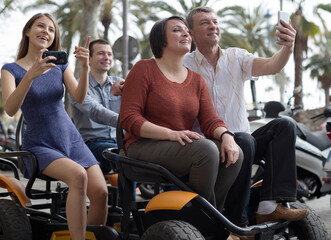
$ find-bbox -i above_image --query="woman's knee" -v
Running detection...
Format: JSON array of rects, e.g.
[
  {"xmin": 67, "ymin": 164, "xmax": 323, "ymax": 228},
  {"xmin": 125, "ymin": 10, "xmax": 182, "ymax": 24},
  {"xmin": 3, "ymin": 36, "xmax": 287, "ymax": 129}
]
[
  {"xmin": 67, "ymin": 168, "xmax": 88, "ymax": 194},
  {"xmin": 191, "ymin": 139, "xmax": 220, "ymax": 167},
  {"xmin": 89, "ymin": 183, "xmax": 108, "ymax": 204}
]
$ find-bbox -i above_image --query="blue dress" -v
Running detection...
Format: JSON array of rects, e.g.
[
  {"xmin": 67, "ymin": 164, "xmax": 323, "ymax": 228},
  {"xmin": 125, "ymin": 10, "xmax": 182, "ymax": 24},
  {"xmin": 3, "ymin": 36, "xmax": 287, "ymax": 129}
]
[{"xmin": 1, "ymin": 63, "xmax": 98, "ymax": 178}]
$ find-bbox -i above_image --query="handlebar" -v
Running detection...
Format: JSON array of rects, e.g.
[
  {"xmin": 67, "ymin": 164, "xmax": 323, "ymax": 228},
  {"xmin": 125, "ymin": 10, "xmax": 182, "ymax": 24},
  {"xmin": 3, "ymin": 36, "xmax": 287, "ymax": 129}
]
[
  {"xmin": 311, "ymin": 112, "xmax": 324, "ymax": 120},
  {"xmin": 310, "ymin": 107, "xmax": 331, "ymax": 120}
]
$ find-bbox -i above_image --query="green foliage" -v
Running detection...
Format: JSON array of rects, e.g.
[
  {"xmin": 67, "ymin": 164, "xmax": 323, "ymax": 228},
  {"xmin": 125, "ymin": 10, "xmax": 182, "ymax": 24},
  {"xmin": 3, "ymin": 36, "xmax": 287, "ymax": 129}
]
[
  {"xmin": 218, "ymin": 4, "xmax": 274, "ymax": 57},
  {"xmin": 129, "ymin": 0, "xmax": 217, "ymax": 59},
  {"xmin": 0, "ymin": 0, "xmax": 22, "ymax": 15}
]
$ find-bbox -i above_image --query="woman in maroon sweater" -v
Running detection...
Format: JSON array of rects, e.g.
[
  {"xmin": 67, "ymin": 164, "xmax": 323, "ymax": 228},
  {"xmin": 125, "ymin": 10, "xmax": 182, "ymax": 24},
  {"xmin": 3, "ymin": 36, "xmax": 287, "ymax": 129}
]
[{"xmin": 120, "ymin": 16, "xmax": 243, "ymax": 212}]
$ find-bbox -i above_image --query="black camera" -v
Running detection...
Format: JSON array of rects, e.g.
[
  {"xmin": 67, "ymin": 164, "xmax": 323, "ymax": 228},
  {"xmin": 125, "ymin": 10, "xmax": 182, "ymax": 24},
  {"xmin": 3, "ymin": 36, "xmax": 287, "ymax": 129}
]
[{"xmin": 42, "ymin": 51, "xmax": 68, "ymax": 65}]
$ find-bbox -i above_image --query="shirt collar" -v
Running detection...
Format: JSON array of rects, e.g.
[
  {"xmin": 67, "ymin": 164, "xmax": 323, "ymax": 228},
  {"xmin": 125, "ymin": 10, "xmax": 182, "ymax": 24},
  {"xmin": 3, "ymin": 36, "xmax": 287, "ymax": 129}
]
[
  {"xmin": 194, "ymin": 47, "xmax": 222, "ymax": 65},
  {"xmin": 89, "ymin": 72, "xmax": 111, "ymax": 88}
]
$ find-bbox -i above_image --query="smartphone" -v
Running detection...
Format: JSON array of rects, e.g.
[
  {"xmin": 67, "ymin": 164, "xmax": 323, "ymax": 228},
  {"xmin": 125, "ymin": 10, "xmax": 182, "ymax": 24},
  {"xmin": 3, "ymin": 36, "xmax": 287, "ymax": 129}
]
[
  {"xmin": 277, "ymin": 11, "xmax": 290, "ymax": 42},
  {"xmin": 42, "ymin": 51, "xmax": 68, "ymax": 65}
]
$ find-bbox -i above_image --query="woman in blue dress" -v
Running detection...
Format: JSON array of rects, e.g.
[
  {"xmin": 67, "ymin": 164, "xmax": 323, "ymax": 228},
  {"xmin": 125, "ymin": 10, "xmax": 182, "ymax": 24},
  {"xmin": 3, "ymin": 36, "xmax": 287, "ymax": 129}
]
[{"xmin": 1, "ymin": 13, "xmax": 108, "ymax": 240}]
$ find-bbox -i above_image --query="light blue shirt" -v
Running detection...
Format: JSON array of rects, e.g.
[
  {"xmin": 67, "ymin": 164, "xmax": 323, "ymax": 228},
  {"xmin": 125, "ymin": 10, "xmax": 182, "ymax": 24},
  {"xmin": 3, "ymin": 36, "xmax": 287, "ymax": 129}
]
[{"xmin": 70, "ymin": 72, "xmax": 122, "ymax": 141}]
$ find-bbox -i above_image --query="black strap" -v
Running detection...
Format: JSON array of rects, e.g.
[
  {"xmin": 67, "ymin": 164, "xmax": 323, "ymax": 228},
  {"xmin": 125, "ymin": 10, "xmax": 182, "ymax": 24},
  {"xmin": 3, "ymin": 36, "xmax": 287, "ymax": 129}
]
[{"xmin": 116, "ymin": 115, "xmax": 126, "ymax": 154}]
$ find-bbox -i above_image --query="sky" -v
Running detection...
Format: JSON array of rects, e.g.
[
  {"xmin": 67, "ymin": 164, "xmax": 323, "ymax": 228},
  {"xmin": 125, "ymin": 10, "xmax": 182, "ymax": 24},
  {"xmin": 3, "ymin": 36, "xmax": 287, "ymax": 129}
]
[{"xmin": 0, "ymin": 0, "xmax": 330, "ymax": 111}]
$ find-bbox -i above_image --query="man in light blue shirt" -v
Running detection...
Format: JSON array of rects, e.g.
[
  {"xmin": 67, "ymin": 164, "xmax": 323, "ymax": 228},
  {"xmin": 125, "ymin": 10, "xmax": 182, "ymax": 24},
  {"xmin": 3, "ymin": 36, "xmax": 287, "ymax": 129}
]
[{"xmin": 70, "ymin": 39, "xmax": 123, "ymax": 173}]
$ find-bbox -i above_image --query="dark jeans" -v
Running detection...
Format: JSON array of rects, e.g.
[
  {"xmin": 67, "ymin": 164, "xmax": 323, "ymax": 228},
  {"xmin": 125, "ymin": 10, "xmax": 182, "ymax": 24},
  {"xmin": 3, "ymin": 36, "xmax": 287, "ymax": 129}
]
[
  {"xmin": 86, "ymin": 139, "xmax": 117, "ymax": 173},
  {"xmin": 223, "ymin": 118, "xmax": 297, "ymax": 226}
]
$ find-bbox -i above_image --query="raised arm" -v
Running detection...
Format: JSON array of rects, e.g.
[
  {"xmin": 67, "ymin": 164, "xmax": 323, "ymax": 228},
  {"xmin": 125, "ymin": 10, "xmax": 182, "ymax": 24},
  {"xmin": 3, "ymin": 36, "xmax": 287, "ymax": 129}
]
[
  {"xmin": 64, "ymin": 37, "xmax": 90, "ymax": 103},
  {"xmin": 252, "ymin": 20, "xmax": 296, "ymax": 76}
]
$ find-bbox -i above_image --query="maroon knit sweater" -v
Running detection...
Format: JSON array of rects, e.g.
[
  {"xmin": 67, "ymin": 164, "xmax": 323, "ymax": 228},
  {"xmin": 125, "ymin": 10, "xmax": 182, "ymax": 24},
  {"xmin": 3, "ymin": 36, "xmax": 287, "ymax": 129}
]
[{"xmin": 120, "ymin": 59, "xmax": 227, "ymax": 149}]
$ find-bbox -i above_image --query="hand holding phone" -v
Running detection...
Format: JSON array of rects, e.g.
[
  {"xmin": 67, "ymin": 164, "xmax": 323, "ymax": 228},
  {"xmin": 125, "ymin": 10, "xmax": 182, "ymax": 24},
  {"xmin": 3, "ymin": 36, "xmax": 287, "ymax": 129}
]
[
  {"xmin": 277, "ymin": 11, "xmax": 290, "ymax": 42},
  {"xmin": 42, "ymin": 51, "xmax": 68, "ymax": 65}
]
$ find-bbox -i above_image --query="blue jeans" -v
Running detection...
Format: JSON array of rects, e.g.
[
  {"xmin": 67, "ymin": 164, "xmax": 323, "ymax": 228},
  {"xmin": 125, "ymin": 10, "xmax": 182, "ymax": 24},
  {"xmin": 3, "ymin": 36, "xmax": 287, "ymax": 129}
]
[
  {"xmin": 86, "ymin": 139, "xmax": 117, "ymax": 173},
  {"xmin": 223, "ymin": 118, "xmax": 297, "ymax": 225}
]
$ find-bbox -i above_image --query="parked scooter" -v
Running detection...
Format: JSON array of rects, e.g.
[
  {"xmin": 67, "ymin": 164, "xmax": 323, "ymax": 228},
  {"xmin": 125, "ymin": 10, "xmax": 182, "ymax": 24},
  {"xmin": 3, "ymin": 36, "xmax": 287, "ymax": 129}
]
[{"xmin": 250, "ymin": 91, "xmax": 331, "ymax": 202}]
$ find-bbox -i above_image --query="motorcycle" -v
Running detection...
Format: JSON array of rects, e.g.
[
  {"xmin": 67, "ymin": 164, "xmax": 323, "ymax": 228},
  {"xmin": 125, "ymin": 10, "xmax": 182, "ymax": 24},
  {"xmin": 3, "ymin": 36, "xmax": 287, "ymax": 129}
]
[{"xmin": 250, "ymin": 93, "xmax": 331, "ymax": 202}]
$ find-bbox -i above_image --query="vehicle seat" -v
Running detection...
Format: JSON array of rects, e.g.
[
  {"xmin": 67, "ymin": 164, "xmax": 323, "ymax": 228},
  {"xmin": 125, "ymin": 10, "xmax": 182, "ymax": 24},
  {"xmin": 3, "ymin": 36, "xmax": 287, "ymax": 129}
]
[{"xmin": 264, "ymin": 101, "xmax": 285, "ymax": 118}]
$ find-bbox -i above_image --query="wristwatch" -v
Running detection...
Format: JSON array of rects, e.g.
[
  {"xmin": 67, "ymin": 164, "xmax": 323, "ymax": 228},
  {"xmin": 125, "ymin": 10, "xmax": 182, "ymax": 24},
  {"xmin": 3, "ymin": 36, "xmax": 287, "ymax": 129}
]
[{"xmin": 220, "ymin": 130, "xmax": 235, "ymax": 143}]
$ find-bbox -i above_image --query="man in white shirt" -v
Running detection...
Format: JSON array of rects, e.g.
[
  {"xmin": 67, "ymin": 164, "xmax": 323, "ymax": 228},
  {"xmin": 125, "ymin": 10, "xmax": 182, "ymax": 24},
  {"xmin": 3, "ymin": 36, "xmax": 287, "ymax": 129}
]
[{"xmin": 183, "ymin": 6, "xmax": 308, "ymax": 239}]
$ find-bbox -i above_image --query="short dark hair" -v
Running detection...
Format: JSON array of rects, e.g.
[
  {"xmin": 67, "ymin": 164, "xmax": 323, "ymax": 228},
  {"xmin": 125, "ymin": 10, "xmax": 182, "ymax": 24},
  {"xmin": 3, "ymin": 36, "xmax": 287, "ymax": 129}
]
[
  {"xmin": 149, "ymin": 15, "xmax": 187, "ymax": 59},
  {"xmin": 89, "ymin": 39, "xmax": 111, "ymax": 56},
  {"xmin": 186, "ymin": 6, "xmax": 214, "ymax": 29}
]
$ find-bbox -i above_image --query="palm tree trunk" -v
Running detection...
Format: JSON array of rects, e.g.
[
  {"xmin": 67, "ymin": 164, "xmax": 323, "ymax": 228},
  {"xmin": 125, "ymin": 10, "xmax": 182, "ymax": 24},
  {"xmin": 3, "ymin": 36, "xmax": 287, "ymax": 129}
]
[
  {"xmin": 74, "ymin": 0, "xmax": 101, "ymax": 78},
  {"xmin": 65, "ymin": 0, "xmax": 101, "ymax": 117},
  {"xmin": 292, "ymin": 9, "xmax": 304, "ymax": 107},
  {"xmin": 324, "ymin": 88, "xmax": 329, "ymax": 107}
]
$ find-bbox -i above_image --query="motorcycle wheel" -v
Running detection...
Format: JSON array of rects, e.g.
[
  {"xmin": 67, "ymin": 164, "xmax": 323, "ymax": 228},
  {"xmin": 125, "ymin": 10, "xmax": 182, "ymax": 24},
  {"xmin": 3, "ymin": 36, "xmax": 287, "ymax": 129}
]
[
  {"xmin": 288, "ymin": 201, "xmax": 329, "ymax": 240},
  {"xmin": 141, "ymin": 220, "xmax": 204, "ymax": 240},
  {"xmin": 0, "ymin": 199, "xmax": 32, "ymax": 240}
]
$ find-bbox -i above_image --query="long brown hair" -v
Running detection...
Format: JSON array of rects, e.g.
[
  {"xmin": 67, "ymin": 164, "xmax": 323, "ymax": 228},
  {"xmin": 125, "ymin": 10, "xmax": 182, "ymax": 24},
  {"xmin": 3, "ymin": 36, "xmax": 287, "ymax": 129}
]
[{"xmin": 16, "ymin": 13, "xmax": 61, "ymax": 60}]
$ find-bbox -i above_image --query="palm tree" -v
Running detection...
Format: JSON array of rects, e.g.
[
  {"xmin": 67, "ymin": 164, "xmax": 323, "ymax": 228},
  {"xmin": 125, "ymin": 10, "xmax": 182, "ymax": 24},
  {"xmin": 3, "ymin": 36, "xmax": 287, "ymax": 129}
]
[
  {"xmin": 305, "ymin": 31, "xmax": 331, "ymax": 106},
  {"xmin": 274, "ymin": 70, "xmax": 291, "ymax": 103},
  {"xmin": 314, "ymin": 3, "xmax": 331, "ymax": 34},
  {"xmin": 218, "ymin": 5, "xmax": 273, "ymax": 57},
  {"xmin": 289, "ymin": 0, "xmax": 320, "ymax": 107},
  {"xmin": 0, "ymin": 0, "xmax": 14, "ymax": 15},
  {"xmin": 217, "ymin": 4, "xmax": 274, "ymax": 106},
  {"xmin": 129, "ymin": 0, "xmax": 217, "ymax": 59},
  {"xmin": 100, "ymin": 0, "xmax": 123, "ymax": 42}
]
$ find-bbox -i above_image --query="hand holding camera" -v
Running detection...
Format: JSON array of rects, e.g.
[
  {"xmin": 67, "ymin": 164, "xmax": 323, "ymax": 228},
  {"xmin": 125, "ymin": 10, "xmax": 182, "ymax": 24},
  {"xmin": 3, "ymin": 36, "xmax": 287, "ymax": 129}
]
[{"xmin": 42, "ymin": 51, "xmax": 68, "ymax": 65}]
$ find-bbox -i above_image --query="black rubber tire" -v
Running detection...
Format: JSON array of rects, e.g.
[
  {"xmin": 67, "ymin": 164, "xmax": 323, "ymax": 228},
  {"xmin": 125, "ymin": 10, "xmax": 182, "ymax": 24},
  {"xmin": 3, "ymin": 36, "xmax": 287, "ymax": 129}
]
[
  {"xmin": 288, "ymin": 201, "xmax": 329, "ymax": 240},
  {"xmin": 0, "ymin": 199, "xmax": 32, "ymax": 240},
  {"xmin": 141, "ymin": 220, "xmax": 205, "ymax": 240}
]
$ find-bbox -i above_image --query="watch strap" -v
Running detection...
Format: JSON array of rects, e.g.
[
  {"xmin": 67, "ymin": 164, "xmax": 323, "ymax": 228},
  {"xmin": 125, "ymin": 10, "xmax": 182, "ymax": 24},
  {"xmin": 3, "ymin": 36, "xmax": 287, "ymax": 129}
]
[{"xmin": 220, "ymin": 130, "xmax": 235, "ymax": 143}]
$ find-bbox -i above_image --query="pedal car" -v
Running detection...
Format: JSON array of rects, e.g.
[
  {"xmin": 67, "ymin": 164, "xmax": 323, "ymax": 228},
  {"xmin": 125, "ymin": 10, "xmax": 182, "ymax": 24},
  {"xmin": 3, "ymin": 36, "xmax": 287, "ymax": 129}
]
[
  {"xmin": 0, "ymin": 115, "xmax": 120, "ymax": 240},
  {"xmin": 101, "ymin": 120, "xmax": 329, "ymax": 240},
  {"xmin": 0, "ymin": 114, "xmax": 328, "ymax": 240}
]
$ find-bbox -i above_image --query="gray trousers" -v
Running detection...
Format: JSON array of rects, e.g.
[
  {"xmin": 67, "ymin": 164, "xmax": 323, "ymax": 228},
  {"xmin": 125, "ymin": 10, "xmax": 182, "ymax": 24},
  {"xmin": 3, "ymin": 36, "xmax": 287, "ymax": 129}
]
[{"xmin": 127, "ymin": 138, "xmax": 243, "ymax": 212}]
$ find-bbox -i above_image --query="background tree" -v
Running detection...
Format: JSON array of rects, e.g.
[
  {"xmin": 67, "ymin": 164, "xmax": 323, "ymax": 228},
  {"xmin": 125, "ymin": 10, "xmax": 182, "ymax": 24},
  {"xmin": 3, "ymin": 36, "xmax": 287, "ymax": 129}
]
[
  {"xmin": 274, "ymin": 70, "xmax": 291, "ymax": 103},
  {"xmin": 305, "ymin": 6, "xmax": 331, "ymax": 107},
  {"xmin": 218, "ymin": 4, "xmax": 274, "ymax": 108},
  {"xmin": 0, "ymin": 0, "xmax": 14, "ymax": 15},
  {"xmin": 290, "ymin": 0, "xmax": 320, "ymax": 107},
  {"xmin": 101, "ymin": 0, "xmax": 120, "ymax": 41},
  {"xmin": 218, "ymin": 5, "xmax": 273, "ymax": 57},
  {"xmin": 129, "ymin": 0, "xmax": 217, "ymax": 59}
]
